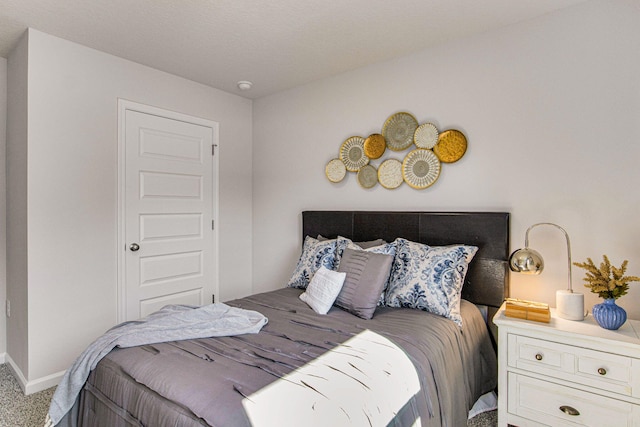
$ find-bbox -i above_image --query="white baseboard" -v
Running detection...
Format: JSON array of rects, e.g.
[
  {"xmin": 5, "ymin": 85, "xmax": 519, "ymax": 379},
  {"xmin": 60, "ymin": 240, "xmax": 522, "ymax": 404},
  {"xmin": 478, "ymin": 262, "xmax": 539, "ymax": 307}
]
[
  {"xmin": 0, "ymin": 352, "xmax": 6, "ymax": 364},
  {"xmin": 5, "ymin": 353, "xmax": 64, "ymax": 395},
  {"xmin": 25, "ymin": 369, "xmax": 64, "ymax": 395},
  {"xmin": 5, "ymin": 354, "xmax": 28, "ymax": 393}
]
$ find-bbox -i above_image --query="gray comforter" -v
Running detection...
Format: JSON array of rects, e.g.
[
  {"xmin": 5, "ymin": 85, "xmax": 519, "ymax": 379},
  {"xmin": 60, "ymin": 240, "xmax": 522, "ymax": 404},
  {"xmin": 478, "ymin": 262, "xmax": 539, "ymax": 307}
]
[
  {"xmin": 66, "ymin": 288, "xmax": 496, "ymax": 427},
  {"xmin": 45, "ymin": 303, "xmax": 268, "ymax": 427}
]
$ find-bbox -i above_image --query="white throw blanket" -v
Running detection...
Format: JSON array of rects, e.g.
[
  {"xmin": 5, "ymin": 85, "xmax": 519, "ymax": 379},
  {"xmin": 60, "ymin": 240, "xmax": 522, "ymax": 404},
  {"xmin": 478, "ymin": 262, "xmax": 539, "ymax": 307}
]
[{"xmin": 45, "ymin": 303, "xmax": 268, "ymax": 427}]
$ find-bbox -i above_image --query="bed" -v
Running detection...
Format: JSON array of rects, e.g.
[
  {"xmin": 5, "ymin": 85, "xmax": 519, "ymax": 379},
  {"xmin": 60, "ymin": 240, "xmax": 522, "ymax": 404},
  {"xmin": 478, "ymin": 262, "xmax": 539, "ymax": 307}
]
[{"xmin": 54, "ymin": 211, "xmax": 509, "ymax": 427}]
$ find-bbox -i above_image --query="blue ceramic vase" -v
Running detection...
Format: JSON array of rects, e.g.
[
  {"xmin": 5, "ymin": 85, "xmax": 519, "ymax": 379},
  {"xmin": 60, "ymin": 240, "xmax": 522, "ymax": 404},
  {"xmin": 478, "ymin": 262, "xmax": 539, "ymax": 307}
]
[{"xmin": 592, "ymin": 298, "xmax": 627, "ymax": 330}]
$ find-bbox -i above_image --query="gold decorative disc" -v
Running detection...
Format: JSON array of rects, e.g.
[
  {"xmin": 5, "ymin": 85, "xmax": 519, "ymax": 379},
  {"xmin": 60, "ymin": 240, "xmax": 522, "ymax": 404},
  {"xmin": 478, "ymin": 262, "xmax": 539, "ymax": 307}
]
[
  {"xmin": 402, "ymin": 149, "xmax": 441, "ymax": 189},
  {"xmin": 339, "ymin": 136, "xmax": 369, "ymax": 172},
  {"xmin": 364, "ymin": 133, "xmax": 386, "ymax": 159},
  {"xmin": 382, "ymin": 112, "xmax": 419, "ymax": 151},
  {"xmin": 377, "ymin": 159, "xmax": 403, "ymax": 189},
  {"xmin": 357, "ymin": 164, "xmax": 378, "ymax": 189},
  {"xmin": 325, "ymin": 158, "xmax": 346, "ymax": 183},
  {"xmin": 434, "ymin": 129, "xmax": 467, "ymax": 163}
]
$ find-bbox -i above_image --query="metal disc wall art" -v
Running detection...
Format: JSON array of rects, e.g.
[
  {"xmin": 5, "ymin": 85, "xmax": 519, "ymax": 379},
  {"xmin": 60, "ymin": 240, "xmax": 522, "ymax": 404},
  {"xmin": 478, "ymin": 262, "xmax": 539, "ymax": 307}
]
[
  {"xmin": 402, "ymin": 149, "xmax": 441, "ymax": 189},
  {"xmin": 325, "ymin": 111, "xmax": 467, "ymax": 190},
  {"xmin": 414, "ymin": 123, "xmax": 439, "ymax": 149},
  {"xmin": 433, "ymin": 129, "xmax": 467, "ymax": 163},
  {"xmin": 382, "ymin": 112, "xmax": 418, "ymax": 151},
  {"xmin": 357, "ymin": 164, "xmax": 378, "ymax": 189},
  {"xmin": 325, "ymin": 158, "xmax": 346, "ymax": 183},
  {"xmin": 339, "ymin": 136, "xmax": 369, "ymax": 171},
  {"xmin": 363, "ymin": 133, "xmax": 386, "ymax": 159},
  {"xmin": 377, "ymin": 159, "xmax": 403, "ymax": 189}
]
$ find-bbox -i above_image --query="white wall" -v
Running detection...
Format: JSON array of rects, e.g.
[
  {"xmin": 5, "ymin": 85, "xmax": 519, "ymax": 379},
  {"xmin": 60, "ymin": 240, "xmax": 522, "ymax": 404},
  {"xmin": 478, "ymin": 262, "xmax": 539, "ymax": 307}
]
[
  {"xmin": 6, "ymin": 33, "xmax": 29, "ymax": 379},
  {"xmin": 0, "ymin": 57, "xmax": 7, "ymax": 360},
  {"xmin": 6, "ymin": 29, "xmax": 253, "ymax": 389},
  {"xmin": 253, "ymin": 0, "xmax": 640, "ymax": 319}
]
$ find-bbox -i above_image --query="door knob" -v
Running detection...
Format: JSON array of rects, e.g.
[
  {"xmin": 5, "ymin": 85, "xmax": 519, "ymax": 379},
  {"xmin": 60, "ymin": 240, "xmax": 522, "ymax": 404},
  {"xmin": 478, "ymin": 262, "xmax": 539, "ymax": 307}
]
[{"xmin": 129, "ymin": 243, "xmax": 140, "ymax": 252}]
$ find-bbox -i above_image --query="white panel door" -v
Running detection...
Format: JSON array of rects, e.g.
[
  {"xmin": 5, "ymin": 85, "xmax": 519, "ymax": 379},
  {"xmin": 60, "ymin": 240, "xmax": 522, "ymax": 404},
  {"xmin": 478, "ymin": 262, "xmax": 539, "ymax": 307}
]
[{"xmin": 123, "ymin": 108, "xmax": 216, "ymax": 320}]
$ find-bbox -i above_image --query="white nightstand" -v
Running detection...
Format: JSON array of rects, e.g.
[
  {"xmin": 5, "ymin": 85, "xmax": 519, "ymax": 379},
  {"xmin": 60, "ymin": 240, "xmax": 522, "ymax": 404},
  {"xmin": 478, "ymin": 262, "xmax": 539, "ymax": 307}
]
[{"xmin": 493, "ymin": 303, "xmax": 640, "ymax": 427}]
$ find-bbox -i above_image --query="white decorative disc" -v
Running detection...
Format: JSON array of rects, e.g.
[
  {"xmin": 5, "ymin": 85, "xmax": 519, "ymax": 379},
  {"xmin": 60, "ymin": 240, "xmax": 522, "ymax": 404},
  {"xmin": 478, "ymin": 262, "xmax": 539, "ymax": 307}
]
[
  {"xmin": 325, "ymin": 158, "xmax": 346, "ymax": 183},
  {"xmin": 339, "ymin": 136, "xmax": 369, "ymax": 172},
  {"xmin": 377, "ymin": 159, "xmax": 403, "ymax": 189},
  {"xmin": 414, "ymin": 123, "xmax": 439, "ymax": 149},
  {"xmin": 402, "ymin": 149, "xmax": 441, "ymax": 189}
]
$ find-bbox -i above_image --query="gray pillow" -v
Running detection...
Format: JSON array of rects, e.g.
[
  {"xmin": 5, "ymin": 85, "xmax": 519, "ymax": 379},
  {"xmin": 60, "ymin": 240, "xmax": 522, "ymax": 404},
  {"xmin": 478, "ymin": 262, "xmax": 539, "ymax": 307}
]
[
  {"xmin": 354, "ymin": 239, "xmax": 387, "ymax": 249},
  {"xmin": 317, "ymin": 235, "xmax": 386, "ymax": 249},
  {"xmin": 335, "ymin": 248, "xmax": 394, "ymax": 319}
]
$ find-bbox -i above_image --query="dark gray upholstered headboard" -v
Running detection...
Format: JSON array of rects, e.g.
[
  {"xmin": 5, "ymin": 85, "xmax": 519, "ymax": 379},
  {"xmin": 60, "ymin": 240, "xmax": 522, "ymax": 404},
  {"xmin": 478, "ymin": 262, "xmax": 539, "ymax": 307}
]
[{"xmin": 302, "ymin": 211, "xmax": 510, "ymax": 313}]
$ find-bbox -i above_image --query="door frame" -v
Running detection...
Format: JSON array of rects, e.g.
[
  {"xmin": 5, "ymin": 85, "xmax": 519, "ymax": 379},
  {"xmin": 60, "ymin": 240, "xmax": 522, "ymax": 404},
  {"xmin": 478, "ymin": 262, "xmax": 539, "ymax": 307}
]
[{"xmin": 116, "ymin": 99, "xmax": 220, "ymax": 323}]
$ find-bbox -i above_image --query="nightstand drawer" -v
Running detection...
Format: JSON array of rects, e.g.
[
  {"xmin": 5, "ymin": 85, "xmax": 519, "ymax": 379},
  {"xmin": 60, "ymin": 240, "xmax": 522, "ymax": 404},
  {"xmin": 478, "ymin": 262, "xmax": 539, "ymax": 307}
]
[
  {"xmin": 508, "ymin": 373, "xmax": 639, "ymax": 426},
  {"xmin": 577, "ymin": 351, "xmax": 632, "ymax": 390},
  {"xmin": 509, "ymin": 334, "xmax": 570, "ymax": 371},
  {"xmin": 508, "ymin": 334, "xmax": 636, "ymax": 397}
]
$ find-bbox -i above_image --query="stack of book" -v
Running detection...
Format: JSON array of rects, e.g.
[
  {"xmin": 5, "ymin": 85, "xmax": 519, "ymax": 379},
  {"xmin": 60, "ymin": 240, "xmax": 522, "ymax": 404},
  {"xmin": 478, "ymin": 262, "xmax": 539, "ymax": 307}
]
[{"xmin": 504, "ymin": 298, "xmax": 551, "ymax": 323}]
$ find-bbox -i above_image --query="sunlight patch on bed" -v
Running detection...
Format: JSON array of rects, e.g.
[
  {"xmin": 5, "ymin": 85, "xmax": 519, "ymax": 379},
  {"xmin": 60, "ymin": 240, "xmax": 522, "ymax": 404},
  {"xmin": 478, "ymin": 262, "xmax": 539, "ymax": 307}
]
[{"xmin": 242, "ymin": 329, "xmax": 421, "ymax": 426}]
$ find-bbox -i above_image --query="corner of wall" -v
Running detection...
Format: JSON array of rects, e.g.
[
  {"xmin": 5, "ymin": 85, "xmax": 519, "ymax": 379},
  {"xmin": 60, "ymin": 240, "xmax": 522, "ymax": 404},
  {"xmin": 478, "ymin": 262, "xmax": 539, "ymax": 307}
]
[
  {"xmin": 0, "ymin": 54, "xmax": 8, "ymax": 360},
  {"xmin": 2, "ymin": 352, "xmax": 57, "ymax": 395},
  {"xmin": 5, "ymin": 29, "xmax": 29, "ymax": 378}
]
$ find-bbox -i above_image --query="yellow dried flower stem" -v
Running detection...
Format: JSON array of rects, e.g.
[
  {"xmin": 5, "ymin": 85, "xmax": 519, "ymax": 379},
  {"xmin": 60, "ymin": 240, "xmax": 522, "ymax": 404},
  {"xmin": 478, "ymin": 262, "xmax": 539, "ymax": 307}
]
[{"xmin": 573, "ymin": 255, "xmax": 640, "ymax": 300}]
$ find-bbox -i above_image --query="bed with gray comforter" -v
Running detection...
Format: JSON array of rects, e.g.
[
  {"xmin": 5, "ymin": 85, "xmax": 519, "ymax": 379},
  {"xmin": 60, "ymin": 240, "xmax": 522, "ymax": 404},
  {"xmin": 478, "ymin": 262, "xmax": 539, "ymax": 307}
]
[
  {"xmin": 67, "ymin": 287, "xmax": 496, "ymax": 427},
  {"xmin": 54, "ymin": 211, "xmax": 508, "ymax": 427}
]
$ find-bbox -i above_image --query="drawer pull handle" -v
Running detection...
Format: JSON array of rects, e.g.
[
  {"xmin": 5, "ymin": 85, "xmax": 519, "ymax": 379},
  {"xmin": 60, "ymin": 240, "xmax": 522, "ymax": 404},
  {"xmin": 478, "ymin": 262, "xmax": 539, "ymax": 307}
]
[
  {"xmin": 598, "ymin": 367, "xmax": 607, "ymax": 376},
  {"xmin": 559, "ymin": 405, "xmax": 580, "ymax": 416},
  {"xmin": 535, "ymin": 353, "xmax": 543, "ymax": 361}
]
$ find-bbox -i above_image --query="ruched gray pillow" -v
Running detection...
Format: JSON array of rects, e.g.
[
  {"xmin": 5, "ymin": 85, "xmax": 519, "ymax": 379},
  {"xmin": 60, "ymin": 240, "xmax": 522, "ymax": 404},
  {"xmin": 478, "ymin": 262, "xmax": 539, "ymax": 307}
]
[{"xmin": 335, "ymin": 248, "xmax": 393, "ymax": 319}]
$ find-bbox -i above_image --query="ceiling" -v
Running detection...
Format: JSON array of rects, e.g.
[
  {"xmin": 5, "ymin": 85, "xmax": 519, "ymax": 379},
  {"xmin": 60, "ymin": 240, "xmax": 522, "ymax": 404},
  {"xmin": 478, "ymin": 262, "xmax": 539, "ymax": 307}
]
[{"xmin": 0, "ymin": 0, "xmax": 588, "ymax": 99}]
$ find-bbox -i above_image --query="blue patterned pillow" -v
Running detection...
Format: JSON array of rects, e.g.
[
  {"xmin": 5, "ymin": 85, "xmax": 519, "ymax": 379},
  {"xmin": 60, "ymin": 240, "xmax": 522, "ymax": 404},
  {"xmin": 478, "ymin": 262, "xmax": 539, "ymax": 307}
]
[
  {"xmin": 385, "ymin": 238, "xmax": 478, "ymax": 327},
  {"xmin": 287, "ymin": 236, "xmax": 338, "ymax": 289}
]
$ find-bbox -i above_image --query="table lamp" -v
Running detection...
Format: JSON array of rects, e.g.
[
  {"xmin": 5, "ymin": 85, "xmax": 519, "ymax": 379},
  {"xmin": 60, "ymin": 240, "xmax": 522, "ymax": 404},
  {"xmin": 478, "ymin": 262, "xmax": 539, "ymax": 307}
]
[{"xmin": 509, "ymin": 222, "xmax": 584, "ymax": 321}]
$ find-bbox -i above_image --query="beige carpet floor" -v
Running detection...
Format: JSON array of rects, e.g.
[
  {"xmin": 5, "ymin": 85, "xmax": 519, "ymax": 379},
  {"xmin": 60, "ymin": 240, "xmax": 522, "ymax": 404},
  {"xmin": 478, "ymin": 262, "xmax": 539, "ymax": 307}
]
[{"xmin": 0, "ymin": 364, "xmax": 55, "ymax": 427}]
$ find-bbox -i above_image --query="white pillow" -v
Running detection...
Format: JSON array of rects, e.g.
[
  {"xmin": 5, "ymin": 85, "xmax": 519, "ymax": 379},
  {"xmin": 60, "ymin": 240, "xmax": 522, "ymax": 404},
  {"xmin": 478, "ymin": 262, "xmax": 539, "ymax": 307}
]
[{"xmin": 299, "ymin": 266, "xmax": 346, "ymax": 315}]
